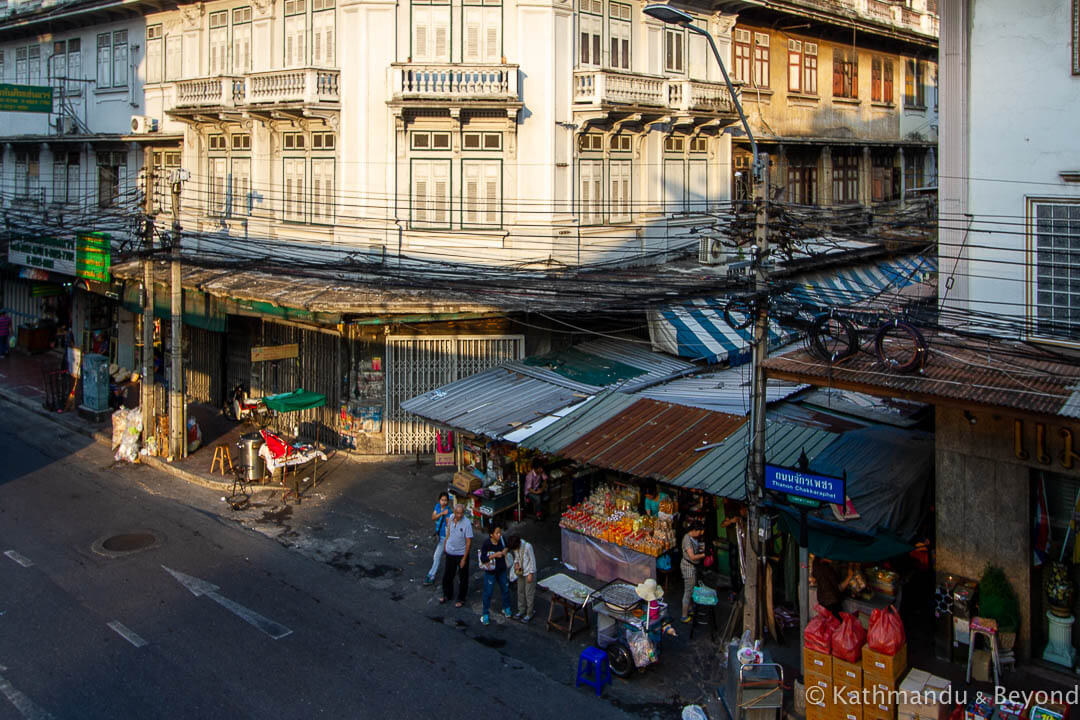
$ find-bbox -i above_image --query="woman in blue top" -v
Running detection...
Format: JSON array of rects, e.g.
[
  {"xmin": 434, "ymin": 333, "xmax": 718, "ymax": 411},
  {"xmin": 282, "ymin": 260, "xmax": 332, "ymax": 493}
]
[{"xmin": 425, "ymin": 491, "xmax": 451, "ymax": 585}]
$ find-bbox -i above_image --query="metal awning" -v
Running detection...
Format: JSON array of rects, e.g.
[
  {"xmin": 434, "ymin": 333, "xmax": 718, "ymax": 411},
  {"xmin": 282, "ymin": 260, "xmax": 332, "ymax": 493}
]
[{"xmin": 648, "ymin": 254, "xmax": 938, "ymax": 365}]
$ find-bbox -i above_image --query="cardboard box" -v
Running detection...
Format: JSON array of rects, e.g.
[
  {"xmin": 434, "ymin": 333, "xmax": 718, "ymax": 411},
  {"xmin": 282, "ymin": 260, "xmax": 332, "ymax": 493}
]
[
  {"xmin": 863, "ymin": 643, "xmax": 907, "ymax": 683},
  {"xmin": 864, "ymin": 702, "xmax": 896, "ymax": 720},
  {"xmin": 805, "ymin": 670, "xmax": 832, "ymax": 709},
  {"xmin": 897, "ymin": 668, "xmax": 952, "ymax": 720},
  {"xmin": 832, "ymin": 683, "xmax": 863, "ymax": 715},
  {"xmin": 833, "ymin": 705, "xmax": 864, "ymax": 720},
  {"xmin": 863, "ymin": 681, "xmax": 896, "ymax": 718},
  {"xmin": 808, "ymin": 704, "xmax": 831, "ymax": 720},
  {"xmin": 833, "ymin": 657, "xmax": 863, "ymax": 687},
  {"xmin": 452, "ymin": 471, "xmax": 482, "ymax": 494},
  {"xmin": 805, "ymin": 646, "xmax": 834, "ymax": 676}
]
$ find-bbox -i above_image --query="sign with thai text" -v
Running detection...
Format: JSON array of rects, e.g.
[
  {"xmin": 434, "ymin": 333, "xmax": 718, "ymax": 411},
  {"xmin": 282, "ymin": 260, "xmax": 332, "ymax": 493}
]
[
  {"xmin": 251, "ymin": 344, "xmax": 299, "ymax": 362},
  {"xmin": 75, "ymin": 231, "xmax": 111, "ymax": 283},
  {"xmin": 0, "ymin": 84, "xmax": 54, "ymax": 113},
  {"xmin": 9, "ymin": 235, "xmax": 76, "ymax": 275},
  {"xmin": 765, "ymin": 464, "xmax": 845, "ymax": 505}
]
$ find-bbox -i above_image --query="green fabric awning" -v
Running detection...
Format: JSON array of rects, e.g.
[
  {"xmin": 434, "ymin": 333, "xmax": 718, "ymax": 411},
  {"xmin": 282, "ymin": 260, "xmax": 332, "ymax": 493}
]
[
  {"xmin": 262, "ymin": 388, "xmax": 327, "ymax": 413},
  {"xmin": 776, "ymin": 506, "xmax": 913, "ymax": 563}
]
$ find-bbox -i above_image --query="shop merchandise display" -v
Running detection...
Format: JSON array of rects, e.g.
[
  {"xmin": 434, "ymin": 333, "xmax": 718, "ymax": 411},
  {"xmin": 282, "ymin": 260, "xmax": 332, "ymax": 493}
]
[{"xmin": 560, "ymin": 484, "xmax": 676, "ymax": 556}]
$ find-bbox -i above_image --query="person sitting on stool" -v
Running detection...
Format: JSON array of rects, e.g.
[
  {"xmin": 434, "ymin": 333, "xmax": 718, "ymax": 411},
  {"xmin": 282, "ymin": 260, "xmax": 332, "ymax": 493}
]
[{"xmin": 524, "ymin": 461, "xmax": 548, "ymax": 520}]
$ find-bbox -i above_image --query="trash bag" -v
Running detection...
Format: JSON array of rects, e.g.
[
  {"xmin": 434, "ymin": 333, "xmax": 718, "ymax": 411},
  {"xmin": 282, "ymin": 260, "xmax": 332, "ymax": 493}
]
[
  {"xmin": 626, "ymin": 628, "xmax": 657, "ymax": 667},
  {"xmin": 831, "ymin": 611, "xmax": 867, "ymax": 662},
  {"xmin": 113, "ymin": 407, "xmax": 143, "ymax": 463},
  {"xmin": 867, "ymin": 605, "xmax": 906, "ymax": 655},
  {"xmin": 804, "ymin": 604, "xmax": 840, "ymax": 654}
]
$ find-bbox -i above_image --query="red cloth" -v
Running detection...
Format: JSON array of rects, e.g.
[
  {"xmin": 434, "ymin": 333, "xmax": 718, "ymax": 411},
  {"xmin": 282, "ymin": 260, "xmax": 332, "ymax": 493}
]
[{"xmin": 260, "ymin": 430, "xmax": 293, "ymax": 459}]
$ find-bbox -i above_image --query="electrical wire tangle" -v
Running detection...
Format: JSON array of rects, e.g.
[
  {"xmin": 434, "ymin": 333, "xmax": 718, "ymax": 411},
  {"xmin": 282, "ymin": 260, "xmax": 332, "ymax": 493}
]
[{"xmin": 722, "ymin": 285, "xmax": 931, "ymax": 374}]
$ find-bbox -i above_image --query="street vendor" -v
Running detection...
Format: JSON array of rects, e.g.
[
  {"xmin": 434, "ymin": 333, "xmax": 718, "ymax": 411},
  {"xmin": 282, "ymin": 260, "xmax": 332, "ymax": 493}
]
[
  {"xmin": 811, "ymin": 556, "xmax": 854, "ymax": 615},
  {"xmin": 524, "ymin": 460, "xmax": 548, "ymax": 520}
]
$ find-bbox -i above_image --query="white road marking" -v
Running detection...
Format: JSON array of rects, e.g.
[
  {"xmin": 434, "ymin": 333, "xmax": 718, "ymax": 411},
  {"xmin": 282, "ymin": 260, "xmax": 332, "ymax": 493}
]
[
  {"xmin": 3, "ymin": 551, "xmax": 33, "ymax": 568},
  {"xmin": 0, "ymin": 672, "xmax": 55, "ymax": 720},
  {"xmin": 107, "ymin": 621, "xmax": 148, "ymax": 648},
  {"xmin": 162, "ymin": 566, "xmax": 293, "ymax": 640}
]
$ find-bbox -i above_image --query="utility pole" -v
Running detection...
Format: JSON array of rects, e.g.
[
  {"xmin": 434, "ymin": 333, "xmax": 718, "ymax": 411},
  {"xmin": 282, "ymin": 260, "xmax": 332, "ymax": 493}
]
[
  {"xmin": 744, "ymin": 155, "xmax": 770, "ymax": 641},
  {"xmin": 141, "ymin": 148, "xmax": 156, "ymax": 448},
  {"xmin": 169, "ymin": 173, "xmax": 185, "ymax": 460}
]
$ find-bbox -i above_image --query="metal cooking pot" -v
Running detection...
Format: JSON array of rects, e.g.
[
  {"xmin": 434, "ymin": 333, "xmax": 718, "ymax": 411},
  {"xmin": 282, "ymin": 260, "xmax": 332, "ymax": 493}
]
[{"xmin": 238, "ymin": 432, "xmax": 266, "ymax": 482}]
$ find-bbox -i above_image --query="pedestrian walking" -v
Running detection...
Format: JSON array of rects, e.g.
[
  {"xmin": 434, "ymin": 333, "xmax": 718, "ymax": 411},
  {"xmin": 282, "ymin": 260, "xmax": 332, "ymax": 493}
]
[
  {"xmin": 440, "ymin": 504, "xmax": 473, "ymax": 608},
  {"xmin": 425, "ymin": 491, "xmax": 451, "ymax": 585},
  {"xmin": 0, "ymin": 311, "xmax": 12, "ymax": 358},
  {"xmin": 507, "ymin": 535, "xmax": 537, "ymax": 622},
  {"xmin": 479, "ymin": 524, "xmax": 512, "ymax": 625},
  {"xmin": 680, "ymin": 522, "xmax": 706, "ymax": 622}
]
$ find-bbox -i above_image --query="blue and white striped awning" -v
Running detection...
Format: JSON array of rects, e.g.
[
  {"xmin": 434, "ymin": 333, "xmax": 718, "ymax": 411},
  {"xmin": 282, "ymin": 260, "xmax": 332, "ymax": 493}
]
[{"xmin": 648, "ymin": 254, "xmax": 937, "ymax": 365}]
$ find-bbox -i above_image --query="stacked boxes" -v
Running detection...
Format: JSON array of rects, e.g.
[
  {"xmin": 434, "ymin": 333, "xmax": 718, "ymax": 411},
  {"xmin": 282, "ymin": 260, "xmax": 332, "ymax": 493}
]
[
  {"xmin": 832, "ymin": 657, "xmax": 864, "ymax": 720},
  {"xmin": 862, "ymin": 644, "xmax": 908, "ymax": 720},
  {"xmin": 804, "ymin": 647, "xmax": 833, "ymax": 720},
  {"xmin": 897, "ymin": 669, "xmax": 952, "ymax": 720}
]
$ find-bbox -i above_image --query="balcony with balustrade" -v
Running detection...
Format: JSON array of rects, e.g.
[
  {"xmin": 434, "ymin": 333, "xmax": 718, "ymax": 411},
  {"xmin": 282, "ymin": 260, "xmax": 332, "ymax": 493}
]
[
  {"xmin": 388, "ymin": 63, "xmax": 522, "ymax": 118},
  {"xmin": 165, "ymin": 68, "xmax": 340, "ymax": 122},
  {"xmin": 573, "ymin": 69, "xmax": 739, "ymax": 124}
]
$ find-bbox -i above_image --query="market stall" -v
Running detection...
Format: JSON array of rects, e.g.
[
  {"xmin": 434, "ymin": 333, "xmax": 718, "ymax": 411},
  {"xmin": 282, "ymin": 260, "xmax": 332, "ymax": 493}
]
[
  {"xmin": 447, "ymin": 435, "xmax": 523, "ymax": 530},
  {"xmin": 559, "ymin": 482, "xmax": 676, "ymax": 584}
]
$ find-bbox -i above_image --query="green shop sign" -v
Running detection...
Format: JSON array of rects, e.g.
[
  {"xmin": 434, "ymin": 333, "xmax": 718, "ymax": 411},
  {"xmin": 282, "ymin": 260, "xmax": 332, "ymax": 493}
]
[
  {"xmin": 0, "ymin": 84, "xmax": 54, "ymax": 113},
  {"xmin": 9, "ymin": 235, "xmax": 76, "ymax": 275},
  {"xmin": 75, "ymin": 231, "xmax": 111, "ymax": 283}
]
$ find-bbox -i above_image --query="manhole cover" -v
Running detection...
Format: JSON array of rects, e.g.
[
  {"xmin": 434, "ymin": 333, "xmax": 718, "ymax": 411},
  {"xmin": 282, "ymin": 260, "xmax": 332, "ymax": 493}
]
[{"xmin": 102, "ymin": 533, "xmax": 157, "ymax": 552}]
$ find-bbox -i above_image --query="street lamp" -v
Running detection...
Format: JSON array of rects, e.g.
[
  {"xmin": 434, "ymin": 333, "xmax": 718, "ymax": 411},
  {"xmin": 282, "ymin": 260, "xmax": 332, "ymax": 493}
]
[{"xmin": 642, "ymin": 4, "xmax": 761, "ymax": 181}]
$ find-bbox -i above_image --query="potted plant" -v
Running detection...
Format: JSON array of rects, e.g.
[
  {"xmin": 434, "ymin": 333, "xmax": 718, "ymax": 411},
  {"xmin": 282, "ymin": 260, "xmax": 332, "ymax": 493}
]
[{"xmin": 978, "ymin": 564, "xmax": 1021, "ymax": 651}]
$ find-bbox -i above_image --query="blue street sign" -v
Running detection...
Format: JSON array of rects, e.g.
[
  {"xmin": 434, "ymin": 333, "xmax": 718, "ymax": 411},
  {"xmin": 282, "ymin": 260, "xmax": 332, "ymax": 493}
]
[{"xmin": 765, "ymin": 464, "xmax": 845, "ymax": 505}]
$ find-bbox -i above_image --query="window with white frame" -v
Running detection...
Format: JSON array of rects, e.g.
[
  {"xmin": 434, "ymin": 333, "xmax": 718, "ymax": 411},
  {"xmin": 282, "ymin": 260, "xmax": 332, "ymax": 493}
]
[
  {"xmin": 413, "ymin": 0, "xmax": 450, "ymax": 62},
  {"xmin": 312, "ymin": 0, "xmax": 335, "ymax": 66},
  {"xmin": 688, "ymin": 158, "xmax": 707, "ymax": 212},
  {"xmin": 283, "ymin": 157, "xmax": 306, "ymax": 221},
  {"xmin": 232, "ymin": 156, "xmax": 251, "ymax": 215},
  {"xmin": 15, "ymin": 45, "xmax": 41, "ymax": 85},
  {"xmin": 209, "ymin": 156, "xmax": 227, "ymax": 216},
  {"xmin": 903, "ymin": 58, "xmax": 925, "ymax": 108},
  {"xmin": 233, "ymin": 7, "xmax": 253, "ymax": 73},
  {"xmin": 52, "ymin": 152, "xmax": 80, "ymax": 205},
  {"xmin": 578, "ymin": 0, "xmax": 601, "ymax": 68},
  {"xmin": 462, "ymin": 160, "xmax": 500, "ymax": 227},
  {"xmin": 165, "ymin": 31, "xmax": 182, "ymax": 81},
  {"xmin": 311, "ymin": 157, "xmax": 334, "ymax": 223},
  {"xmin": 831, "ymin": 150, "xmax": 859, "ymax": 204},
  {"xmin": 411, "ymin": 159, "xmax": 451, "ymax": 228},
  {"xmin": 608, "ymin": 159, "xmax": 631, "ymax": 223},
  {"xmin": 209, "ymin": 11, "xmax": 228, "ymax": 75},
  {"xmin": 802, "ymin": 42, "xmax": 818, "ymax": 94},
  {"xmin": 146, "ymin": 25, "xmax": 163, "ymax": 84},
  {"xmin": 788, "ymin": 39, "xmax": 803, "ymax": 93},
  {"xmin": 96, "ymin": 31, "xmax": 127, "ymax": 88},
  {"xmin": 97, "ymin": 151, "xmax": 125, "ymax": 208},
  {"xmin": 752, "ymin": 32, "xmax": 769, "ymax": 88},
  {"xmin": 609, "ymin": 1, "xmax": 630, "ymax": 70},
  {"xmin": 15, "ymin": 151, "xmax": 39, "ymax": 200},
  {"xmin": 733, "ymin": 29, "xmax": 751, "ymax": 84},
  {"xmin": 1032, "ymin": 200, "xmax": 1080, "ymax": 338},
  {"xmin": 152, "ymin": 150, "xmax": 180, "ymax": 213},
  {"xmin": 284, "ymin": 0, "xmax": 308, "ymax": 67},
  {"xmin": 51, "ymin": 39, "xmax": 82, "ymax": 95},
  {"xmin": 579, "ymin": 159, "xmax": 603, "ymax": 225},
  {"xmin": 663, "ymin": 136, "xmax": 686, "ymax": 213},
  {"xmin": 463, "ymin": 0, "xmax": 500, "ymax": 64},
  {"xmin": 665, "ymin": 27, "xmax": 684, "ymax": 73}
]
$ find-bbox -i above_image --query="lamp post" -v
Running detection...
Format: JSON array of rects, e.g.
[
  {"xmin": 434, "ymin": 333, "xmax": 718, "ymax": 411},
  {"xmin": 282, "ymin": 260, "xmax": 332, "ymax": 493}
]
[{"xmin": 644, "ymin": 3, "xmax": 770, "ymax": 644}]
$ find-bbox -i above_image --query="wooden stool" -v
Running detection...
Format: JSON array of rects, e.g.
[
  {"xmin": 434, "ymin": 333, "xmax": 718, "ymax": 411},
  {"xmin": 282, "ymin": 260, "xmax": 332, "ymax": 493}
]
[{"xmin": 210, "ymin": 445, "xmax": 234, "ymax": 475}]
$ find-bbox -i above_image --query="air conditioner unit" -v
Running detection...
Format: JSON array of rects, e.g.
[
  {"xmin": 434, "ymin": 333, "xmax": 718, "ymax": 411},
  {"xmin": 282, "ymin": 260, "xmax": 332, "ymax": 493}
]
[
  {"xmin": 55, "ymin": 116, "xmax": 76, "ymax": 135},
  {"xmin": 130, "ymin": 115, "xmax": 158, "ymax": 134},
  {"xmin": 698, "ymin": 235, "xmax": 726, "ymax": 265}
]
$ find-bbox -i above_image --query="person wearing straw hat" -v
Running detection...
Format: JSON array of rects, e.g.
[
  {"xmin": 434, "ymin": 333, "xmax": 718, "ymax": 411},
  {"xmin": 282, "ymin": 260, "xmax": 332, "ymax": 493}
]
[{"xmin": 635, "ymin": 578, "xmax": 665, "ymax": 624}]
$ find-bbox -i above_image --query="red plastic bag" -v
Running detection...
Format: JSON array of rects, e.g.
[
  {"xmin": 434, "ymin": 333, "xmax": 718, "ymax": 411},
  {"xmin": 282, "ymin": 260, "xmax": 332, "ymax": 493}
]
[
  {"xmin": 867, "ymin": 605, "xmax": 906, "ymax": 655},
  {"xmin": 831, "ymin": 612, "xmax": 867, "ymax": 662},
  {"xmin": 804, "ymin": 604, "xmax": 840, "ymax": 654}
]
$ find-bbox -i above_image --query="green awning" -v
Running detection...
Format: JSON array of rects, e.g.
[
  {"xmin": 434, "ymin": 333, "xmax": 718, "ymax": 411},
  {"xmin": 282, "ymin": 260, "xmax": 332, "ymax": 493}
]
[
  {"xmin": 776, "ymin": 506, "xmax": 913, "ymax": 563},
  {"xmin": 524, "ymin": 346, "xmax": 645, "ymax": 387},
  {"xmin": 262, "ymin": 388, "xmax": 327, "ymax": 413}
]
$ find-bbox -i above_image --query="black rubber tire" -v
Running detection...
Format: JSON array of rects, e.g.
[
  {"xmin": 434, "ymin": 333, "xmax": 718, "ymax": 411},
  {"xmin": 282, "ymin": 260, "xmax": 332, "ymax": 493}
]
[
  {"xmin": 809, "ymin": 313, "xmax": 859, "ymax": 362},
  {"xmin": 607, "ymin": 643, "xmax": 634, "ymax": 678},
  {"xmin": 723, "ymin": 296, "xmax": 755, "ymax": 331},
  {"xmin": 874, "ymin": 319, "xmax": 928, "ymax": 373}
]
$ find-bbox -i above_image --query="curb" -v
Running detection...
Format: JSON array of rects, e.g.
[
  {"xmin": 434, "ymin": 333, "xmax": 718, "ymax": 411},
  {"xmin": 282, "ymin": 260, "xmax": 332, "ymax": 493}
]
[{"xmin": 0, "ymin": 388, "xmax": 236, "ymax": 492}]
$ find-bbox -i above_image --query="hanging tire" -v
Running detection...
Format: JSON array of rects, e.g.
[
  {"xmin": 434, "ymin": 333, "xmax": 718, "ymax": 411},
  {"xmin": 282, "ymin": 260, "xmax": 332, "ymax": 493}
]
[
  {"xmin": 874, "ymin": 319, "xmax": 928, "ymax": 373},
  {"xmin": 723, "ymin": 296, "xmax": 755, "ymax": 331},
  {"xmin": 607, "ymin": 643, "xmax": 634, "ymax": 678},
  {"xmin": 809, "ymin": 313, "xmax": 859, "ymax": 363}
]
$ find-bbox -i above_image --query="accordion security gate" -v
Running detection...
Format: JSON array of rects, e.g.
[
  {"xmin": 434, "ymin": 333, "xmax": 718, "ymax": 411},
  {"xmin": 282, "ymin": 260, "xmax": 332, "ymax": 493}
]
[{"xmin": 385, "ymin": 335, "xmax": 524, "ymax": 454}]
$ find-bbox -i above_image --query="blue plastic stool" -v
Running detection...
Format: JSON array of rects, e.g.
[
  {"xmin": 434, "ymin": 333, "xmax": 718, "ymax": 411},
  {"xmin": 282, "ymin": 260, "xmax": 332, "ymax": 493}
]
[{"xmin": 575, "ymin": 646, "xmax": 612, "ymax": 696}]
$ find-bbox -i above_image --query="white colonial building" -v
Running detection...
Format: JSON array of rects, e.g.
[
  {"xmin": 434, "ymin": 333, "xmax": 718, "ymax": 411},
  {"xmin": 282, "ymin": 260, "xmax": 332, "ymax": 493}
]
[{"xmin": 135, "ymin": 0, "xmax": 744, "ymax": 268}]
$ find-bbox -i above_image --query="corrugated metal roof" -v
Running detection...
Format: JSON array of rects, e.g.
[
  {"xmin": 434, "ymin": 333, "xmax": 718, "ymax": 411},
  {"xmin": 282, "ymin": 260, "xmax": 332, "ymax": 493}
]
[
  {"xmin": 400, "ymin": 363, "xmax": 599, "ymax": 439},
  {"xmin": 519, "ymin": 390, "xmax": 639, "ymax": 454},
  {"xmin": 553, "ymin": 398, "xmax": 747, "ymax": 483},
  {"xmin": 669, "ymin": 421, "xmax": 839, "ymax": 499},
  {"xmin": 635, "ymin": 365, "xmax": 807, "ymax": 415},
  {"xmin": 573, "ymin": 338, "xmax": 697, "ymax": 391},
  {"xmin": 763, "ymin": 331, "xmax": 1080, "ymax": 420}
]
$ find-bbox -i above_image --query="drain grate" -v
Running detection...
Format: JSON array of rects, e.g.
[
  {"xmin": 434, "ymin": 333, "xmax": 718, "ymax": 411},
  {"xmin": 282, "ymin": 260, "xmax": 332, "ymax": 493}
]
[{"xmin": 102, "ymin": 533, "xmax": 157, "ymax": 552}]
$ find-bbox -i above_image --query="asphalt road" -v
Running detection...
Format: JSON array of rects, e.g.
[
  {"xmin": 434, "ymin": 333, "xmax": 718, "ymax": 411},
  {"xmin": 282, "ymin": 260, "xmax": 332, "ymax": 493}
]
[{"xmin": 0, "ymin": 402, "xmax": 635, "ymax": 720}]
